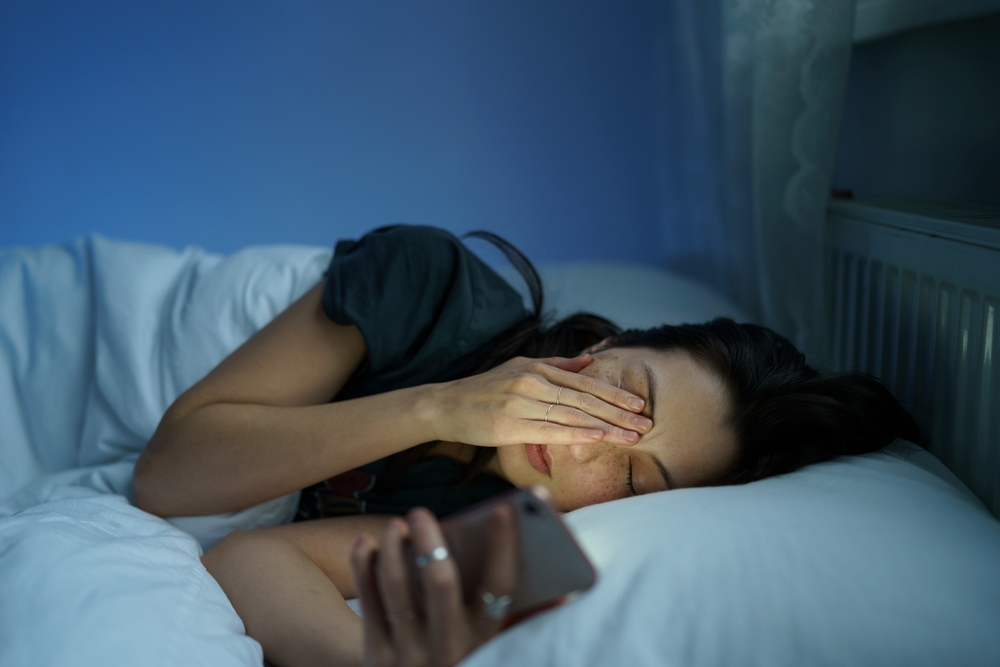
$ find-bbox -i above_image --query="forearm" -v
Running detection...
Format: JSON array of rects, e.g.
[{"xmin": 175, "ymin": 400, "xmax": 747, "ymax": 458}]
[
  {"xmin": 203, "ymin": 530, "xmax": 364, "ymax": 667},
  {"xmin": 136, "ymin": 384, "xmax": 444, "ymax": 516}
]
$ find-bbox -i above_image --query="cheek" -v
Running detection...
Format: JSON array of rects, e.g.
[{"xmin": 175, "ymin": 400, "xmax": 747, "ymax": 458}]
[
  {"xmin": 551, "ymin": 455, "xmax": 628, "ymax": 512},
  {"xmin": 496, "ymin": 445, "xmax": 545, "ymax": 490},
  {"xmin": 496, "ymin": 447, "xmax": 526, "ymax": 484},
  {"xmin": 582, "ymin": 356, "xmax": 621, "ymax": 386},
  {"xmin": 495, "ymin": 445, "xmax": 630, "ymax": 513}
]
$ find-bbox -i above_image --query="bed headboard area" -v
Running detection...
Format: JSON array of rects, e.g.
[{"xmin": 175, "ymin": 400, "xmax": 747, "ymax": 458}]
[{"xmin": 825, "ymin": 198, "xmax": 1000, "ymax": 517}]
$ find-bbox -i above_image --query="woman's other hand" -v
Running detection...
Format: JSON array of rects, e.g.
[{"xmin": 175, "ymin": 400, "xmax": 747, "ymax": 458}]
[
  {"xmin": 351, "ymin": 507, "xmax": 518, "ymax": 667},
  {"xmin": 428, "ymin": 354, "xmax": 651, "ymax": 448}
]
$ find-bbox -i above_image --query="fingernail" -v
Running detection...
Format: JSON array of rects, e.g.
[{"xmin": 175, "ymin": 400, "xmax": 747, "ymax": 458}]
[
  {"xmin": 623, "ymin": 430, "xmax": 639, "ymax": 443},
  {"xmin": 634, "ymin": 416, "xmax": 652, "ymax": 430},
  {"xmin": 627, "ymin": 397, "xmax": 644, "ymax": 410}
]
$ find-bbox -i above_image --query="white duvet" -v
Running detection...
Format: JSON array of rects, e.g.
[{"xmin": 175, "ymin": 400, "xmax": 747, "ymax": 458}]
[{"xmin": 0, "ymin": 236, "xmax": 330, "ymax": 666}]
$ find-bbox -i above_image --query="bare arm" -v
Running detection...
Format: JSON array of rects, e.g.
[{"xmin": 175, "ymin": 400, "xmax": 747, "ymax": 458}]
[
  {"xmin": 135, "ymin": 281, "xmax": 652, "ymax": 518},
  {"xmin": 202, "ymin": 498, "xmax": 520, "ymax": 667},
  {"xmin": 134, "ymin": 282, "xmax": 442, "ymax": 516},
  {"xmin": 202, "ymin": 515, "xmax": 395, "ymax": 667}
]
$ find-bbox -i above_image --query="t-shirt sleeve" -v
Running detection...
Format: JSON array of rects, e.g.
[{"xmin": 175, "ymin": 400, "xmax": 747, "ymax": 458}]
[{"xmin": 322, "ymin": 225, "xmax": 529, "ymax": 398}]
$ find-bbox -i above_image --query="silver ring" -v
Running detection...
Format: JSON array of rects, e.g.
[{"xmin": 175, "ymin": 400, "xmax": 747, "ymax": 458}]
[
  {"xmin": 555, "ymin": 386, "xmax": 563, "ymax": 406},
  {"xmin": 544, "ymin": 403, "xmax": 555, "ymax": 422},
  {"xmin": 388, "ymin": 608, "xmax": 417, "ymax": 624},
  {"xmin": 414, "ymin": 545, "xmax": 449, "ymax": 568},
  {"xmin": 481, "ymin": 591, "xmax": 513, "ymax": 620}
]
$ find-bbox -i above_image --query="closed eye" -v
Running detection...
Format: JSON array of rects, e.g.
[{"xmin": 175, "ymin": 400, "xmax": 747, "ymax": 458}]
[{"xmin": 620, "ymin": 372, "xmax": 670, "ymax": 491}]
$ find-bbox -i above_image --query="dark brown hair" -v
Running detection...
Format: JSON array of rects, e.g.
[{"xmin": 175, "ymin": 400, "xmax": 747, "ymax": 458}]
[
  {"xmin": 609, "ymin": 320, "xmax": 920, "ymax": 485},
  {"xmin": 388, "ymin": 231, "xmax": 919, "ymax": 489}
]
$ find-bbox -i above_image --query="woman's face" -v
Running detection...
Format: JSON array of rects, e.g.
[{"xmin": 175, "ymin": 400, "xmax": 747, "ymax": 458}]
[{"xmin": 494, "ymin": 346, "xmax": 738, "ymax": 512}]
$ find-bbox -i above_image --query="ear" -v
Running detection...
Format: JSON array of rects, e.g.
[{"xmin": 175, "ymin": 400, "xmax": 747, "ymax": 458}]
[{"xmin": 582, "ymin": 337, "xmax": 614, "ymax": 355}]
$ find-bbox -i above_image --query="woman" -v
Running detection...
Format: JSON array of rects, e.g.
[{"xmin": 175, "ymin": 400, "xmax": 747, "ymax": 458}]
[{"xmin": 133, "ymin": 225, "xmax": 918, "ymax": 667}]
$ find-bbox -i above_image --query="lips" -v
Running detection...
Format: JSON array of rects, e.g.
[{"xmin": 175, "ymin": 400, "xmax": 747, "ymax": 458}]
[{"xmin": 525, "ymin": 444, "xmax": 551, "ymax": 477}]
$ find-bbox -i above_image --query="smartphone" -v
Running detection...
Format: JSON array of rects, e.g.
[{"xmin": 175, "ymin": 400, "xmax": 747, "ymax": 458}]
[{"xmin": 426, "ymin": 487, "xmax": 597, "ymax": 617}]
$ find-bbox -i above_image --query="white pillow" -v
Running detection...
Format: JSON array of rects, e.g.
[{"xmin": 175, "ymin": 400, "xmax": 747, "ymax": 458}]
[
  {"xmin": 463, "ymin": 442, "xmax": 1000, "ymax": 666},
  {"xmin": 504, "ymin": 262, "xmax": 750, "ymax": 329}
]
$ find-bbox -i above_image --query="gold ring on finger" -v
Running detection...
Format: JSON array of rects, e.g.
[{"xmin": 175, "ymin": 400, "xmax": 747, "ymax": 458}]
[{"xmin": 544, "ymin": 403, "xmax": 555, "ymax": 422}]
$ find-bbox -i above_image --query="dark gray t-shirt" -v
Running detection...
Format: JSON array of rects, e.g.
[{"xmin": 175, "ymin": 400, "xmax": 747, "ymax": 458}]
[
  {"xmin": 296, "ymin": 225, "xmax": 527, "ymax": 520},
  {"xmin": 323, "ymin": 224, "xmax": 530, "ymax": 400}
]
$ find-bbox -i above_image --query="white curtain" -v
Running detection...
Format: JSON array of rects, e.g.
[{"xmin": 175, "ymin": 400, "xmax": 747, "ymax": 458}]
[{"xmin": 657, "ymin": 0, "xmax": 857, "ymax": 363}]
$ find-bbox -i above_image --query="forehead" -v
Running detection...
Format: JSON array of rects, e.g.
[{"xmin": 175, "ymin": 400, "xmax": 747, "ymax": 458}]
[{"xmin": 598, "ymin": 346, "xmax": 736, "ymax": 487}]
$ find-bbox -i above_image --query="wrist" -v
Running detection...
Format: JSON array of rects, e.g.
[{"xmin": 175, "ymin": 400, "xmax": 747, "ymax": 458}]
[{"xmin": 408, "ymin": 380, "xmax": 453, "ymax": 443}]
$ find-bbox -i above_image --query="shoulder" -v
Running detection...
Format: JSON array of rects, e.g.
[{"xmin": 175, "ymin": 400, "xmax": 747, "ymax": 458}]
[
  {"xmin": 326, "ymin": 225, "xmax": 474, "ymax": 302},
  {"xmin": 322, "ymin": 225, "xmax": 530, "ymax": 388},
  {"xmin": 333, "ymin": 225, "xmax": 465, "ymax": 265},
  {"xmin": 325, "ymin": 224, "xmax": 525, "ymax": 315}
]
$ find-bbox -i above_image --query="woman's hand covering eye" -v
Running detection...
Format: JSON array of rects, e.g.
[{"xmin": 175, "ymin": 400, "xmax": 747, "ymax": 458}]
[
  {"xmin": 351, "ymin": 507, "xmax": 518, "ymax": 667},
  {"xmin": 429, "ymin": 354, "xmax": 651, "ymax": 447}
]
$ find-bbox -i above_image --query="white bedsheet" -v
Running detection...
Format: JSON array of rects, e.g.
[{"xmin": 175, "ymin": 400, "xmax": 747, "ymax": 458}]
[
  {"xmin": 0, "ymin": 489, "xmax": 261, "ymax": 666},
  {"xmin": 19, "ymin": 235, "xmax": 988, "ymax": 667},
  {"xmin": 0, "ymin": 235, "xmax": 330, "ymax": 506},
  {"xmin": 0, "ymin": 234, "xmax": 740, "ymax": 666},
  {"xmin": 1, "ymin": 234, "xmax": 737, "ymax": 667}
]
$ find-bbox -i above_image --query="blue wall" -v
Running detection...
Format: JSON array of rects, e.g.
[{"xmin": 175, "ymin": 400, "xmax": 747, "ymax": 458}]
[{"xmin": 0, "ymin": 0, "xmax": 659, "ymax": 264}]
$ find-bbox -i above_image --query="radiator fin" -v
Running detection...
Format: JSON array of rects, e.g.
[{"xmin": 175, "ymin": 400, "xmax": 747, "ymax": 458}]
[{"xmin": 826, "ymin": 246, "xmax": 1000, "ymax": 517}]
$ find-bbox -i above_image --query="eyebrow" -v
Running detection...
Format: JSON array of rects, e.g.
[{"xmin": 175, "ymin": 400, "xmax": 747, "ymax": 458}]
[{"xmin": 640, "ymin": 360, "xmax": 671, "ymax": 489}]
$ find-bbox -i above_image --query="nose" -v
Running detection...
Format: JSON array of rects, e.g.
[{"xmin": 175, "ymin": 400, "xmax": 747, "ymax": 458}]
[{"xmin": 565, "ymin": 443, "xmax": 606, "ymax": 463}]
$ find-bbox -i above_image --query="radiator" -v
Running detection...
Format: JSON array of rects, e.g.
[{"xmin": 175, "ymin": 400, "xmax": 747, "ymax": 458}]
[{"xmin": 825, "ymin": 199, "xmax": 1000, "ymax": 517}]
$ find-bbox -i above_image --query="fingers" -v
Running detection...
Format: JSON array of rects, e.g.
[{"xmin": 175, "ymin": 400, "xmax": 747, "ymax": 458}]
[
  {"xmin": 545, "ymin": 390, "xmax": 652, "ymax": 445},
  {"xmin": 374, "ymin": 519, "xmax": 427, "ymax": 664},
  {"xmin": 440, "ymin": 352, "xmax": 651, "ymax": 450},
  {"xmin": 409, "ymin": 508, "xmax": 469, "ymax": 665},
  {"xmin": 535, "ymin": 408, "xmax": 638, "ymax": 446},
  {"xmin": 350, "ymin": 533, "xmax": 394, "ymax": 665},
  {"xmin": 497, "ymin": 393, "xmax": 646, "ymax": 449},
  {"xmin": 353, "ymin": 509, "xmax": 521, "ymax": 667},
  {"xmin": 542, "ymin": 362, "xmax": 646, "ymax": 414},
  {"xmin": 500, "ymin": 358, "xmax": 648, "ymax": 445},
  {"xmin": 476, "ymin": 505, "xmax": 518, "ymax": 636}
]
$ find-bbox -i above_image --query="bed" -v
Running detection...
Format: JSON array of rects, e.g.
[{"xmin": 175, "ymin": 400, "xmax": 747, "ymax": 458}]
[{"xmin": 1, "ymin": 215, "xmax": 999, "ymax": 666}]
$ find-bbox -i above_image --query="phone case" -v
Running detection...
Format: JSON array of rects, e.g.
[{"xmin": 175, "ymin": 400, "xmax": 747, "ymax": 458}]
[{"xmin": 439, "ymin": 489, "xmax": 597, "ymax": 615}]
